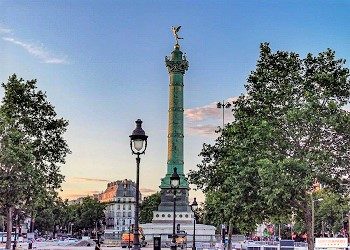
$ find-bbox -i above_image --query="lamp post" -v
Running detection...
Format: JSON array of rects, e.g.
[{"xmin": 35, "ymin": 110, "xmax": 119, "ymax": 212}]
[
  {"xmin": 216, "ymin": 100, "xmax": 231, "ymax": 129},
  {"xmin": 190, "ymin": 198, "xmax": 198, "ymax": 250},
  {"xmin": 129, "ymin": 119, "xmax": 148, "ymax": 250},
  {"xmin": 311, "ymin": 198, "xmax": 324, "ymax": 245},
  {"xmin": 71, "ymin": 223, "xmax": 74, "ymax": 236},
  {"xmin": 170, "ymin": 167, "xmax": 180, "ymax": 250}
]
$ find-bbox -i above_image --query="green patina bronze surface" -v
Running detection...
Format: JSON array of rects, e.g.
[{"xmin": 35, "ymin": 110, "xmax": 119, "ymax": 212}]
[{"xmin": 160, "ymin": 44, "xmax": 189, "ymax": 189}]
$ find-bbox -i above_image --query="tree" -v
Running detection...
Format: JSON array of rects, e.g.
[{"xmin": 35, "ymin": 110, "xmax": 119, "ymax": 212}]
[
  {"xmin": 0, "ymin": 74, "xmax": 70, "ymax": 249},
  {"xmin": 314, "ymin": 190, "xmax": 350, "ymax": 236},
  {"xmin": 139, "ymin": 192, "xmax": 161, "ymax": 224},
  {"xmin": 74, "ymin": 197, "xmax": 106, "ymax": 236},
  {"xmin": 32, "ymin": 196, "xmax": 105, "ymax": 238},
  {"xmin": 199, "ymin": 192, "xmax": 224, "ymax": 229},
  {"xmin": 189, "ymin": 44, "xmax": 350, "ymax": 250},
  {"xmin": 33, "ymin": 195, "xmax": 68, "ymax": 238}
]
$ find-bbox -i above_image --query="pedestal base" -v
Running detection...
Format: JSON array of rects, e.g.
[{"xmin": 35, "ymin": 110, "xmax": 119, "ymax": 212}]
[{"xmin": 141, "ymin": 222, "xmax": 216, "ymax": 244}]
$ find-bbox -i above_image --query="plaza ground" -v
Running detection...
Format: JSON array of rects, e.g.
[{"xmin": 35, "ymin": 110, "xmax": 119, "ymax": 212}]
[
  {"xmin": 1, "ymin": 246, "xmax": 196, "ymax": 250},
  {"xmin": 0, "ymin": 242, "xmax": 311, "ymax": 250}
]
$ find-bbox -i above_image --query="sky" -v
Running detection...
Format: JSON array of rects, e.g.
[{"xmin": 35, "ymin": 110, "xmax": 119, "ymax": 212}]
[{"xmin": 0, "ymin": 0, "xmax": 349, "ymax": 203}]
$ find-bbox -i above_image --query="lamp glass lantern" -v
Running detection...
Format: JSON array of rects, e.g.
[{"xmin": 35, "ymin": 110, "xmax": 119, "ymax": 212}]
[
  {"xmin": 191, "ymin": 198, "xmax": 198, "ymax": 212},
  {"xmin": 170, "ymin": 167, "xmax": 180, "ymax": 188},
  {"xmin": 129, "ymin": 119, "xmax": 148, "ymax": 154}
]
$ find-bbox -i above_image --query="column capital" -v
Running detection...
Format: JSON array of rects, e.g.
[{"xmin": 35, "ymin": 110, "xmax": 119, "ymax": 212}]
[{"xmin": 165, "ymin": 57, "xmax": 189, "ymax": 74}]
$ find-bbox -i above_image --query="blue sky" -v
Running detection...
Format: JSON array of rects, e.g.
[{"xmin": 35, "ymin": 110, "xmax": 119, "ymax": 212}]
[{"xmin": 0, "ymin": 0, "xmax": 349, "ymax": 201}]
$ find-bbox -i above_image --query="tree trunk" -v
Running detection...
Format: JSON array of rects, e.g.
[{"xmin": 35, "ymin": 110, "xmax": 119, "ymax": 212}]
[
  {"xmin": 227, "ymin": 220, "xmax": 233, "ymax": 250},
  {"xmin": 6, "ymin": 207, "xmax": 13, "ymax": 250},
  {"xmin": 303, "ymin": 200, "xmax": 314, "ymax": 250},
  {"xmin": 53, "ymin": 224, "xmax": 56, "ymax": 239},
  {"xmin": 29, "ymin": 212, "xmax": 34, "ymax": 233}
]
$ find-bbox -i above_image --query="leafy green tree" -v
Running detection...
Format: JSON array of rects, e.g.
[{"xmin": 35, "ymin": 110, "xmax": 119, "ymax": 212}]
[
  {"xmin": 194, "ymin": 206, "xmax": 205, "ymax": 225},
  {"xmin": 32, "ymin": 196, "xmax": 105, "ymax": 238},
  {"xmin": 189, "ymin": 44, "xmax": 350, "ymax": 250},
  {"xmin": 74, "ymin": 197, "xmax": 106, "ymax": 236},
  {"xmin": 201, "ymin": 192, "xmax": 225, "ymax": 229},
  {"xmin": 0, "ymin": 74, "xmax": 70, "ymax": 248},
  {"xmin": 139, "ymin": 192, "xmax": 161, "ymax": 223},
  {"xmin": 314, "ymin": 190, "xmax": 350, "ymax": 236},
  {"xmin": 33, "ymin": 199, "xmax": 57, "ymax": 235},
  {"xmin": 34, "ymin": 195, "xmax": 69, "ymax": 238}
]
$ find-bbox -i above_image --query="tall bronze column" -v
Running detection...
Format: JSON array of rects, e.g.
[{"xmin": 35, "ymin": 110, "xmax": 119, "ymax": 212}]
[{"xmin": 158, "ymin": 27, "xmax": 190, "ymax": 213}]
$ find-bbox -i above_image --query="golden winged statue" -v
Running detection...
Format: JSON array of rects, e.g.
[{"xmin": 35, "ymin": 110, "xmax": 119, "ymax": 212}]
[{"xmin": 171, "ymin": 26, "xmax": 183, "ymax": 45}]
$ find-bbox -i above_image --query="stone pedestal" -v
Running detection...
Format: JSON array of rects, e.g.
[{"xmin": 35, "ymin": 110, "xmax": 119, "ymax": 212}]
[
  {"xmin": 157, "ymin": 188, "xmax": 191, "ymax": 213},
  {"xmin": 141, "ymin": 222, "xmax": 216, "ymax": 244}
]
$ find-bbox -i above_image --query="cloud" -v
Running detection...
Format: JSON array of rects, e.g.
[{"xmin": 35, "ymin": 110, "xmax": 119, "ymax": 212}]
[
  {"xmin": 185, "ymin": 102, "xmax": 221, "ymax": 121},
  {"xmin": 140, "ymin": 188, "xmax": 157, "ymax": 194},
  {"xmin": 71, "ymin": 177, "xmax": 112, "ymax": 183},
  {"xmin": 184, "ymin": 97, "xmax": 238, "ymax": 137},
  {"xmin": 184, "ymin": 97, "xmax": 237, "ymax": 121},
  {"xmin": 61, "ymin": 190, "xmax": 101, "ymax": 200},
  {"xmin": 0, "ymin": 27, "xmax": 11, "ymax": 34},
  {"xmin": 186, "ymin": 124, "xmax": 219, "ymax": 136},
  {"xmin": 2, "ymin": 36, "xmax": 68, "ymax": 64}
]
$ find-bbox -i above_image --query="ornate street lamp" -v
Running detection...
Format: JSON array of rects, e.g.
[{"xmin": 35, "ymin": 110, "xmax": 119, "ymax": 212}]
[
  {"xmin": 217, "ymin": 100, "xmax": 231, "ymax": 129},
  {"xmin": 130, "ymin": 119, "xmax": 148, "ymax": 250},
  {"xmin": 190, "ymin": 198, "xmax": 198, "ymax": 250},
  {"xmin": 170, "ymin": 167, "xmax": 180, "ymax": 250}
]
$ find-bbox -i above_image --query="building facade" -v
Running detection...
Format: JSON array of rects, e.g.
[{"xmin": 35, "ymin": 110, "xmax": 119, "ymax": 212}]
[{"xmin": 97, "ymin": 179, "xmax": 141, "ymax": 238}]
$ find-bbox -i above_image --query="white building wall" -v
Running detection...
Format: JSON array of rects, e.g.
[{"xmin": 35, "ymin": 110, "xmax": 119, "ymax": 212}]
[{"xmin": 101, "ymin": 180, "xmax": 140, "ymax": 238}]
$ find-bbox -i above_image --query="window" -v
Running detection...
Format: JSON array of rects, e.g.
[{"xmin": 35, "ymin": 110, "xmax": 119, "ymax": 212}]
[{"xmin": 128, "ymin": 204, "xmax": 132, "ymax": 210}]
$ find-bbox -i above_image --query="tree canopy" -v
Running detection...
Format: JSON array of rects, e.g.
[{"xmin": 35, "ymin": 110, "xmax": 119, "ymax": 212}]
[
  {"xmin": 74, "ymin": 197, "xmax": 106, "ymax": 234},
  {"xmin": 189, "ymin": 43, "xmax": 350, "ymax": 250},
  {"xmin": 313, "ymin": 190, "xmax": 350, "ymax": 236},
  {"xmin": 139, "ymin": 192, "xmax": 161, "ymax": 224},
  {"xmin": 0, "ymin": 74, "xmax": 70, "ymax": 248},
  {"xmin": 34, "ymin": 196, "xmax": 106, "ymax": 238}
]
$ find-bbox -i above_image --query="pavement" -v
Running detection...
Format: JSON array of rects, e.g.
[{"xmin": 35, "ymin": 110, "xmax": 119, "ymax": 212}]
[
  {"xmin": 0, "ymin": 244, "xmax": 199, "ymax": 250},
  {"xmin": 1, "ymin": 247, "xmax": 190, "ymax": 250}
]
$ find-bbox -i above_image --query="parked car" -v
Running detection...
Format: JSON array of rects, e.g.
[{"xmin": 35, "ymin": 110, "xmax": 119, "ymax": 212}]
[{"xmin": 65, "ymin": 238, "xmax": 79, "ymax": 243}]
